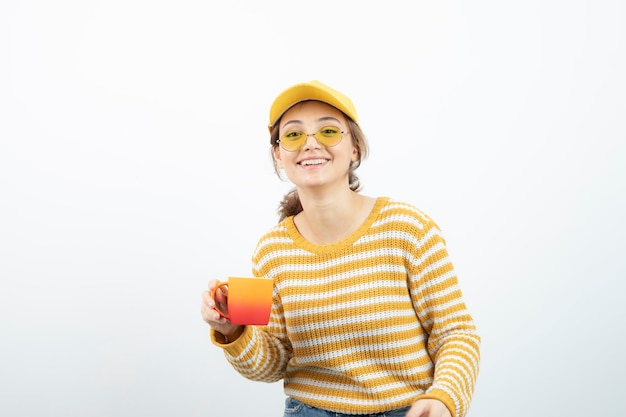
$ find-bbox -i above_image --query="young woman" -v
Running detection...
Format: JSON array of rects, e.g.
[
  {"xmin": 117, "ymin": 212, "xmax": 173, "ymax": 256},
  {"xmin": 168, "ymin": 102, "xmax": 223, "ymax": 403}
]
[{"xmin": 201, "ymin": 81, "xmax": 481, "ymax": 417}]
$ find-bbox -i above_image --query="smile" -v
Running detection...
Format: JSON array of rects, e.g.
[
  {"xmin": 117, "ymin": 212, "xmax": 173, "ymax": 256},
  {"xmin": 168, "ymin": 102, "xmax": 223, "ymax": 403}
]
[{"xmin": 298, "ymin": 158, "xmax": 328, "ymax": 166}]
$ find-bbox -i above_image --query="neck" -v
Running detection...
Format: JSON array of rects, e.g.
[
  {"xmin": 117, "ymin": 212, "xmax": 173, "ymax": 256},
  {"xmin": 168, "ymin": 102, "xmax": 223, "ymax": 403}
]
[{"xmin": 294, "ymin": 187, "xmax": 375, "ymax": 245}]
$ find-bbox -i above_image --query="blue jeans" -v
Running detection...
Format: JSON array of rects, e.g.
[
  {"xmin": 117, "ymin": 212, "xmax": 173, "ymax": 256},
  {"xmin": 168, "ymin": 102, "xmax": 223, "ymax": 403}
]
[{"xmin": 283, "ymin": 397, "xmax": 410, "ymax": 417}]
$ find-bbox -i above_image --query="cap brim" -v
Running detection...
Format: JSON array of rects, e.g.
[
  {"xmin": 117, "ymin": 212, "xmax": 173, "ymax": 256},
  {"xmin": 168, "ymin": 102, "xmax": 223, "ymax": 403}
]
[{"xmin": 268, "ymin": 81, "xmax": 358, "ymax": 132}]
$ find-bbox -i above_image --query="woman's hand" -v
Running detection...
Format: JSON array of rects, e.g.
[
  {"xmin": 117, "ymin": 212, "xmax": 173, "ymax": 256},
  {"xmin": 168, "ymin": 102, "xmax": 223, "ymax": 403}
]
[
  {"xmin": 200, "ymin": 279, "xmax": 244, "ymax": 342},
  {"xmin": 406, "ymin": 399, "xmax": 452, "ymax": 417}
]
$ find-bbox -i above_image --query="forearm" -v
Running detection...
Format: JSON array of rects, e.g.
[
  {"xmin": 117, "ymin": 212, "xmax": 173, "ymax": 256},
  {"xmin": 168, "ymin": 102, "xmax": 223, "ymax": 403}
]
[
  {"xmin": 410, "ymin": 223, "xmax": 481, "ymax": 416},
  {"xmin": 212, "ymin": 325, "xmax": 290, "ymax": 383},
  {"xmin": 426, "ymin": 326, "xmax": 480, "ymax": 417}
]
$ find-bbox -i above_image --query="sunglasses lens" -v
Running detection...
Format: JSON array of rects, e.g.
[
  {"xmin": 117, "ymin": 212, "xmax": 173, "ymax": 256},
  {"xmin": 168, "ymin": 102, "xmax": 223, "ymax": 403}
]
[
  {"xmin": 315, "ymin": 126, "xmax": 342, "ymax": 146},
  {"xmin": 279, "ymin": 126, "xmax": 344, "ymax": 151},
  {"xmin": 280, "ymin": 131, "xmax": 305, "ymax": 151}
]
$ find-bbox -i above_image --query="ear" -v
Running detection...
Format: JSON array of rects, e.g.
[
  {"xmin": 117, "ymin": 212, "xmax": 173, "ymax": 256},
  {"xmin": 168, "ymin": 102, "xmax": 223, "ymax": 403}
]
[
  {"xmin": 273, "ymin": 146, "xmax": 284, "ymax": 169},
  {"xmin": 351, "ymin": 146, "xmax": 359, "ymax": 163}
]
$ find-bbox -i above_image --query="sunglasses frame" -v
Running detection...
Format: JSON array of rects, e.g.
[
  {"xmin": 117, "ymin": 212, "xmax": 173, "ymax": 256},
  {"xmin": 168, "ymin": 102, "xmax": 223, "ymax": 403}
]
[{"xmin": 277, "ymin": 126, "xmax": 347, "ymax": 152}]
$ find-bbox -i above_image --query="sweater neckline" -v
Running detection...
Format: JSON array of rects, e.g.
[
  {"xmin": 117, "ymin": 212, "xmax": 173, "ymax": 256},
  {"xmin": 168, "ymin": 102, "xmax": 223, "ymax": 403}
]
[{"xmin": 284, "ymin": 196, "xmax": 389, "ymax": 255}]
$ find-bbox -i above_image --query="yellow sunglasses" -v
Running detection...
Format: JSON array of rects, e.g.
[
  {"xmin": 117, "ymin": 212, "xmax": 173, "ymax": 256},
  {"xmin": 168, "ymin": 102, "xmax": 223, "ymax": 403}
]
[{"xmin": 277, "ymin": 126, "xmax": 347, "ymax": 152}]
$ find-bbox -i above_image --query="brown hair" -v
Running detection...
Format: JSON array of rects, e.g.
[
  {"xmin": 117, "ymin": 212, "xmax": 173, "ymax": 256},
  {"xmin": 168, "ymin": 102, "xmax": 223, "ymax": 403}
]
[{"xmin": 270, "ymin": 114, "xmax": 369, "ymax": 222}]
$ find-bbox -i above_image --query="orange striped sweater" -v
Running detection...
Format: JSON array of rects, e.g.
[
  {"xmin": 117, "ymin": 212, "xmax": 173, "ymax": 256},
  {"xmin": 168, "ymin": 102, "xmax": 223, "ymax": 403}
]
[{"xmin": 212, "ymin": 197, "xmax": 480, "ymax": 417}]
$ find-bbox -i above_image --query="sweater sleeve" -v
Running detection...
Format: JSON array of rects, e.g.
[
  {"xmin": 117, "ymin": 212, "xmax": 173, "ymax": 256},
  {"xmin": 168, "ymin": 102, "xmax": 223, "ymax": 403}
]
[
  {"xmin": 211, "ymin": 290, "xmax": 293, "ymax": 383},
  {"xmin": 409, "ymin": 219, "xmax": 481, "ymax": 417}
]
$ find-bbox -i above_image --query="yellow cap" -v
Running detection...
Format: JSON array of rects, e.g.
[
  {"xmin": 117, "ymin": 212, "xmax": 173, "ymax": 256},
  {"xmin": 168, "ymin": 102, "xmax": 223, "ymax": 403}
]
[{"xmin": 268, "ymin": 80, "xmax": 359, "ymax": 132}]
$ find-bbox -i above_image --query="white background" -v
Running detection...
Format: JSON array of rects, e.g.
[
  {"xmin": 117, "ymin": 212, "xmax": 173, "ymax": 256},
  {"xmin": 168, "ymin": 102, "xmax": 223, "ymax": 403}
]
[{"xmin": 1, "ymin": 1, "xmax": 624, "ymax": 416}]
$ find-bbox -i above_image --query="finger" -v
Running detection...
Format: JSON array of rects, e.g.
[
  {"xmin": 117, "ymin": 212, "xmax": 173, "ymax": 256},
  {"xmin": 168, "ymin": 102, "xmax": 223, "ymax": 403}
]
[
  {"xmin": 200, "ymin": 299, "xmax": 214, "ymax": 317},
  {"xmin": 213, "ymin": 286, "xmax": 229, "ymax": 305},
  {"xmin": 200, "ymin": 305, "xmax": 213, "ymax": 323},
  {"xmin": 213, "ymin": 310, "xmax": 225, "ymax": 322},
  {"xmin": 201, "ymin": 291, "xmax": 215, "ymax": 309},
  {"xmin": 406, "ymin": 403, "xmax": 426, "ymax": 417},
  {"xmin": 201, "ymin": 303, "xmax": 226, "ymax": 324},
  {"xmin": 206, "ymin": 295, "xmax": 229, "ymax": 319}
]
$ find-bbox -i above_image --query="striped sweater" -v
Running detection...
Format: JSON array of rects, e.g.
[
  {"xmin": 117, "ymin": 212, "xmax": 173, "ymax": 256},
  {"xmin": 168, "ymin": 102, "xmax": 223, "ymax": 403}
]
[{"xmin": 212, "ymin": 197, "xmax": 480, "ymax": 417}]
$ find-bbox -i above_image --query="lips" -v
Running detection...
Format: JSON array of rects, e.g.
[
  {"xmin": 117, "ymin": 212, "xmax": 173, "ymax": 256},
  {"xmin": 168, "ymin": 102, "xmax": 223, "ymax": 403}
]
[{"xmin": 298, "ymin": 158, "xmax": 328, "ymax": 166}]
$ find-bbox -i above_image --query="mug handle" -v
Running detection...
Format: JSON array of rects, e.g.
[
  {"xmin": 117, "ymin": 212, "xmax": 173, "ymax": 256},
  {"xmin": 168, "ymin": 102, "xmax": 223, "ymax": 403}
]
[{"xmin": 209, "ymin": 282, "xmax": 230, "ymax": 318}]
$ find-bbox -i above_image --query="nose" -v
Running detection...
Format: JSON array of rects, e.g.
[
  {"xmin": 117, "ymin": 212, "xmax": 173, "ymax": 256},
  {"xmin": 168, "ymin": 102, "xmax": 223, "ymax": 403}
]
[{"xmin": 302, "ymin": 133, "xmax": 321, "ymax": 150}]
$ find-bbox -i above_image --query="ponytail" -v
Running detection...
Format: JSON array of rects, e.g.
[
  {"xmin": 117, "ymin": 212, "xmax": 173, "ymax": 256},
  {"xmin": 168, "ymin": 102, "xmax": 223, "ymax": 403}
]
[{"xmin": 277, "ymin": 188, "xmax": 302, "ymax": 222}]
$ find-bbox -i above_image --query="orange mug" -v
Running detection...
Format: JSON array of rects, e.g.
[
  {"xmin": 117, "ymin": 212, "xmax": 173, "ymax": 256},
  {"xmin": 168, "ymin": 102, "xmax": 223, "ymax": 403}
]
[{"xmin": 210, "ymin": 277, "xmax": 273, "ymax": 325}]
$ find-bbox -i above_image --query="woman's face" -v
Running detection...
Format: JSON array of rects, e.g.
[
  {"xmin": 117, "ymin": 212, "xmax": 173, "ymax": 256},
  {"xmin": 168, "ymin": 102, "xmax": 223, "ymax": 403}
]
[{"xmin": 274, "ymin": 101, "xmax": 358, "ymax": 190}]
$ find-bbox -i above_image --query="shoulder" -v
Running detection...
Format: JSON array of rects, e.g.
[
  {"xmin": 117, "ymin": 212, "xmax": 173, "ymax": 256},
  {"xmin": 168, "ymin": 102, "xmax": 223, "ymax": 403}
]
[
  {"xmin": 252, "ymin": 219, "xmax": 289, "ymax": 250},
  {"xmin": 251, "ymin": 218, "xmax": 301, "ymax": 267},
  {"xmin": 375, "ymin": 198, "xmax": 450, "ymax": 253},
  {"xmin": 376, "ymin": 197, "xmax": 438, "ymax": 231}
]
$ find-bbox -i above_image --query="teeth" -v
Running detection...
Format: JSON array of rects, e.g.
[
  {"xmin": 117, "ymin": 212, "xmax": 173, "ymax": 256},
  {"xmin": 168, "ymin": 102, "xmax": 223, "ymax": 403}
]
[{"xmin": 301, "ymin": 159, "xmax": 326, "ymax": 166}]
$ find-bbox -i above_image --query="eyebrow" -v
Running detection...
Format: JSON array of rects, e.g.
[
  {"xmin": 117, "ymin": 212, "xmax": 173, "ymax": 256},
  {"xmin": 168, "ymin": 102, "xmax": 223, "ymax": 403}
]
[{"xmin": 282, "ymin": 116, "xmax": 343, "ymax": 130}]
